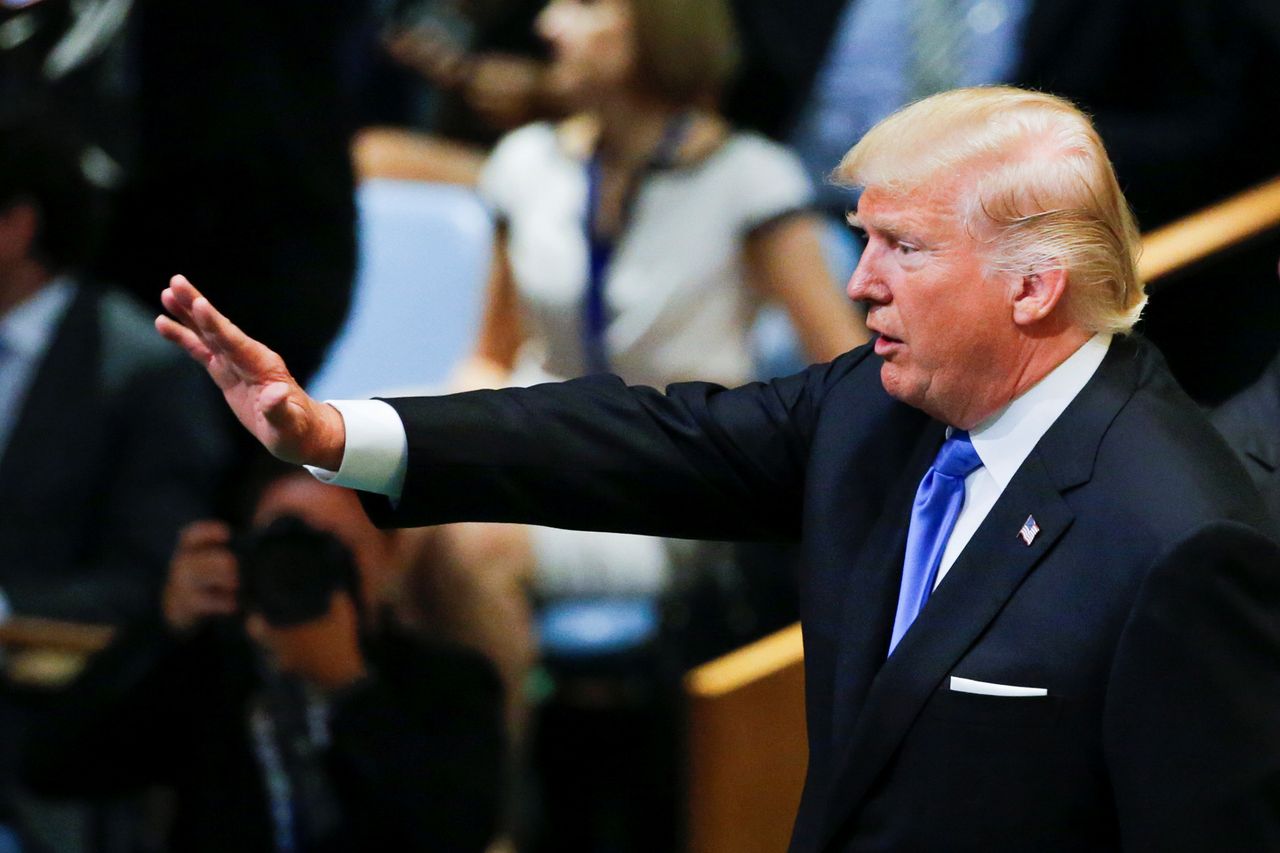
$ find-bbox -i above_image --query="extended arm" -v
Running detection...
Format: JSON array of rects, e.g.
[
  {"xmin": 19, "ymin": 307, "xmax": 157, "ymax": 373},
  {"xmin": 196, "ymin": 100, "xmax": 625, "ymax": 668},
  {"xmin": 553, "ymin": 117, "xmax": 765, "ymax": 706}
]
[
  {"xmin": 159, "ymin": 274, "xmax": 878, "ymax": 539},
  {"xmin": 364, "ymin": 358, "xmax": 848, "ymax": 540}
]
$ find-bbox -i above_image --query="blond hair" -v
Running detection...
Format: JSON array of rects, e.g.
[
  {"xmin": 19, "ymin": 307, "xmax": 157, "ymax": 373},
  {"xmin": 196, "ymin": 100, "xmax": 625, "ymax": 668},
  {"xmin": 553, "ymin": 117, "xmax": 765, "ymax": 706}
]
[
  {"xmin": 630, "ymin": 0, "xmax": 740, "ymax": 107},
  {"xmin": 835, "ymin": 86, "xmax": 1145, "ymax": 335}
]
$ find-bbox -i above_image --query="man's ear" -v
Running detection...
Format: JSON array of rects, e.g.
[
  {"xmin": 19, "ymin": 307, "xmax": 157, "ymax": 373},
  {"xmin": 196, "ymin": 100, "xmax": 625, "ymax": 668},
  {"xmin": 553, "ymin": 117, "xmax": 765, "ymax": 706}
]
[
  {"xmin": 0, "ymin": 203, "xmax": 39, "ymax": 264},
  {"xmin": 1011, "ymin": 266, "xmax": 1068, "ymax": 326}
]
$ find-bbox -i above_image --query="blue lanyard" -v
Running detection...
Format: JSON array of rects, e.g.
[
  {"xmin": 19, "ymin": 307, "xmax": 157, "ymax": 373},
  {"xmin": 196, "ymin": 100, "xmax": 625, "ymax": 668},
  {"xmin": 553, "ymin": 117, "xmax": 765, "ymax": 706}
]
[{"xmin": 581, "ymin": 114, "xmax": 693, "ymax": 374}]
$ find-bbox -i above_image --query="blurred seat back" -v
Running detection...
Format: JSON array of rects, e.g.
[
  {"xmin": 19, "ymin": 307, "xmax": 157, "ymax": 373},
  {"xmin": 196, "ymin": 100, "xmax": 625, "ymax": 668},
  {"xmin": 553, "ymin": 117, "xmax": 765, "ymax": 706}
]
[{"xmin": 308, "ymin": 179, "xmax": 493, "ymax": 400}]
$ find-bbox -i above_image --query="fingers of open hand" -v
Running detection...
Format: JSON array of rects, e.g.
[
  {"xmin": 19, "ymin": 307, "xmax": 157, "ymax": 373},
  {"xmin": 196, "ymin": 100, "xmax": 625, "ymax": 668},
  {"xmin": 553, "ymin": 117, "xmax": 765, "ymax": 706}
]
[
  {"xmin": 161, "ymin": 278, "xmax": 199, "ymax": 325},
  {"xmin": 164, "ymin": 275, "xmax": 267, "ymax": 373},
  {"xmin": 155, "ymin": 314, "xmax": 214, "ymax": 364},
  {"xmin": 158, "ymin": 276, "xmax": 216, "ymax": 364},
  {"xmin": 189, "ymin": 293, "xmax": 253, "ymax": 362}
]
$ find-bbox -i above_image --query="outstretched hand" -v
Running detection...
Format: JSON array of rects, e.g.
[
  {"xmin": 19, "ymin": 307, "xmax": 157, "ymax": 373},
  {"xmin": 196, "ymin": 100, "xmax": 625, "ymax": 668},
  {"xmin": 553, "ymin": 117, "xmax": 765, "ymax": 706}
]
[{"xmin": 156, "ymin": 275, "xmax": 346, "ymax": 469}]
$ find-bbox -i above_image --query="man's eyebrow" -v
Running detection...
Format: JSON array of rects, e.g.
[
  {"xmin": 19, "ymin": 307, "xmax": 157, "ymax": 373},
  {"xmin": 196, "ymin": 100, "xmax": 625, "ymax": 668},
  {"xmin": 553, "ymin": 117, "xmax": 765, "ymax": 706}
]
[
  {"xmin": 849, "ymin": 209, "xmax": 931, "ymax": 245},
  {"xmin": 849, "ymin": 212, "xmax": 906, "ymax": 241}
]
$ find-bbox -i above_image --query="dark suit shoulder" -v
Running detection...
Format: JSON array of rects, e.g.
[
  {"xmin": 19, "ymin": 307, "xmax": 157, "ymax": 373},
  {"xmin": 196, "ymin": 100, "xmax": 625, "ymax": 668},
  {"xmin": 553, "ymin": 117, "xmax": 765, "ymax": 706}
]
[
  {"xmin": 1211, "ymin": 353, "xmax": 1280, "ymax": 469},
  {"xmin": 1085, "ymin": 348, "xmax": 1272, "ymax": 545}
]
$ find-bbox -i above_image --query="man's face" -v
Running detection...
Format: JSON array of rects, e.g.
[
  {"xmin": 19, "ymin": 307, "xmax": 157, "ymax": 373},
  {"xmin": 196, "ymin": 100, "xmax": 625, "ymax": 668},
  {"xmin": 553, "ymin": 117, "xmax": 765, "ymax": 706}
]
[{"xmin": 847, "ymin": 182, "xmax": 1020, "ymax": 427}]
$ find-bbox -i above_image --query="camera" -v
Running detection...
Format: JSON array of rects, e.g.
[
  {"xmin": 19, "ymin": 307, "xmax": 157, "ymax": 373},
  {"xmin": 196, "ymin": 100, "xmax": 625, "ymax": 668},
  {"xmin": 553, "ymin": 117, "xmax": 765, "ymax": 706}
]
[{"xmin": 236, "ymin": 516, "xmax": 362, "ymax": 628}]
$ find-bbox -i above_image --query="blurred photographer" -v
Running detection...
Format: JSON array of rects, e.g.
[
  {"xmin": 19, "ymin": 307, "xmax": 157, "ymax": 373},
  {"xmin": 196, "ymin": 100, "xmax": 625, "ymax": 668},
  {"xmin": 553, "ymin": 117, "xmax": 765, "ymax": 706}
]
[{"xmin": 22, "ymin": 469, "xmax": 506, "ymax": 853}]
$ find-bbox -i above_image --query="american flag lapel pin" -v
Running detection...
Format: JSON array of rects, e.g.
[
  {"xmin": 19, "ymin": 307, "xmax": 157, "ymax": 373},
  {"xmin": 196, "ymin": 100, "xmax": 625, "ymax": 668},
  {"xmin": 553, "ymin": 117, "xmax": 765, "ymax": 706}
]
[{"xmin": 1018, "ymin": 515, "xmax": 1040, "ymax": 546}]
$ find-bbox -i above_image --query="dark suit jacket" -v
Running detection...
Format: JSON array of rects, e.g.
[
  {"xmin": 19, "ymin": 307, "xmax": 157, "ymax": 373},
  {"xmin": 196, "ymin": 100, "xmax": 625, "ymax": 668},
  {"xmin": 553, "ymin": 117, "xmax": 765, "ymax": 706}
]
[
  {"xmin": 0, "ymin": 284, "xmax": 228, "ymax": 622},
  {"xmin": 1213, "ymin": 351, "xmax": 1280, "ymax": 525},
  {"xmin": 359, "ymin": 335, "xmax": 1280, "ymax": 850},
  {"xmin": 23, "ymin": 617, "xmax": 507, "ymax": 853}
]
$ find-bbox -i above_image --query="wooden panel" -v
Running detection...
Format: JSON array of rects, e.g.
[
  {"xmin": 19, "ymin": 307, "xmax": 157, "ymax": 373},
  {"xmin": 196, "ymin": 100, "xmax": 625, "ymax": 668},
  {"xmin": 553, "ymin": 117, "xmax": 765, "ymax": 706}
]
[
  {"xmin": 685, "ymin": 623, "xmax": 807, "ymax": 853},
  {"xmin": 0, "ymin": 617, "xmax": 114, "ymax": 654},
  {"xmin": 0, "ymin": 618, "xmax": 113, "ymax": 689},
  {"xmin": 352, "ymin": 128, "xmax": 484, "ymax": 186},
  {"xmin": 1140, "ymin": 175, "xmax": 1280, "ymax": 285}
]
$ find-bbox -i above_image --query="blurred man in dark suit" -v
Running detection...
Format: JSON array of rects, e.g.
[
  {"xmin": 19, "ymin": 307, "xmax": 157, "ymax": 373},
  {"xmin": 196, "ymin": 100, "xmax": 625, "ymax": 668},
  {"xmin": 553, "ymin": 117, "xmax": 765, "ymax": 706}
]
[
  {"xmin": 0, "ymin": 111, "xmax": 229, "ymax": 850},
  {"xmin": 0, "ymin": 113, "xmax": 228, "ymax": 625}
]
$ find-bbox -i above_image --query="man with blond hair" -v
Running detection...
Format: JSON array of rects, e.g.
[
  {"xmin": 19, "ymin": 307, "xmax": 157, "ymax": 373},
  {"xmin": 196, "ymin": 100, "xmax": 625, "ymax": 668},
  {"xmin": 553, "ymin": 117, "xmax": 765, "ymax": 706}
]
[{"xmin": 158, "ymin": 87, "xmax": 1280, "ymax": 850}]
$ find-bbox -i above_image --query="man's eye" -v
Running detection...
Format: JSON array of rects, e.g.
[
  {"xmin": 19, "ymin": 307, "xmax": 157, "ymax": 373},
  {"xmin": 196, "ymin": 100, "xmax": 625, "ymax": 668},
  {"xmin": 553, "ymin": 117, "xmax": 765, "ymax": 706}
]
[{"xmin": 895, "ymin": 241, "xmax": 919, "ymax": 255}]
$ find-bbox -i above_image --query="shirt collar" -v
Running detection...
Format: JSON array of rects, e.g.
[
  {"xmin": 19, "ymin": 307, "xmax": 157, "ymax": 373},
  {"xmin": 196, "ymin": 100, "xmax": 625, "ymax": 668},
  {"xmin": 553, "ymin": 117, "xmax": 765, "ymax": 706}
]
[
  {"xmin": 0, "ymin": 277, "xmax": 76, "ymax": 360},
  {"xmin": 967, "ymin": 333, "xmax": 1112, "ymax": 489}
]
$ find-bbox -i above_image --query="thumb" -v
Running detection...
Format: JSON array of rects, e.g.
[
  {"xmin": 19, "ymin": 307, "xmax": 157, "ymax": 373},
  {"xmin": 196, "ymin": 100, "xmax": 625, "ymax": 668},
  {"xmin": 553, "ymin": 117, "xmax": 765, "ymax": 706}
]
[
  {"xmin": 259, "ymin": 381, "xmax": 295, "ymax": 418},
  {"xmin": 260, "ymin": 381, "xmax": 313, "ymax": 458},
  {"xmin": 259, "ymin": 382, "xmax": 345, "ymax": 469}
]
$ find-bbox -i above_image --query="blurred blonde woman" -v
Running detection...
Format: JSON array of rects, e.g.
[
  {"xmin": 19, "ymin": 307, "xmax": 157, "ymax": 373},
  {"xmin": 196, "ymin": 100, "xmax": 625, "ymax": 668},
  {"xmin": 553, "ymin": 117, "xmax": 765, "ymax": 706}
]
[{"xmin": 401, "ymin": 0, "xmax": 868, "ymax": 714}]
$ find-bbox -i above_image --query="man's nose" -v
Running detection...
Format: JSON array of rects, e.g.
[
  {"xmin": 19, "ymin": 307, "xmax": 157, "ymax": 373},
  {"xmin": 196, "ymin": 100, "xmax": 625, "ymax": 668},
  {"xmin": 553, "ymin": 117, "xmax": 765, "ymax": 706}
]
[{"xmin": 846, "ymin": 256, "xmax": 888, "ymax": 304}]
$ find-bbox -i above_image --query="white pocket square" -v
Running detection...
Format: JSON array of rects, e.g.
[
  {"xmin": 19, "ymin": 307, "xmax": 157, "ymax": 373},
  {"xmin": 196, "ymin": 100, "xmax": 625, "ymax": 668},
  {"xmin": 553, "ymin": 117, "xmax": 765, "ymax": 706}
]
[{"xmin": 949, "ymin": 676, "xmax": 1048, "ymax": 698}]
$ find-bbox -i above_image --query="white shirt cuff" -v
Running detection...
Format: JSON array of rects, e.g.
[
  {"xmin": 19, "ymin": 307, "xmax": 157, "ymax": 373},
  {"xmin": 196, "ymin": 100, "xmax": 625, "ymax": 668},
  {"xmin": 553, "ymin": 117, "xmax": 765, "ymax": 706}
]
[{"xmin": 305, "ymin": 399, "xmax": 408, "ymax": 501}]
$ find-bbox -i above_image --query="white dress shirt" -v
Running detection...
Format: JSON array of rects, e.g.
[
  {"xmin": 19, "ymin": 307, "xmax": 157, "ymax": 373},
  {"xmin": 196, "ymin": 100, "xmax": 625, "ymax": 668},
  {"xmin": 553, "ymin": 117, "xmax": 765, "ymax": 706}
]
[
  {"xmin": 310, "ymin": 335, "xmax": 1113, "ymax": 579},
  {"xmin": 936, "ymin": 333, "xmax": 1111, "ymax": 586}
]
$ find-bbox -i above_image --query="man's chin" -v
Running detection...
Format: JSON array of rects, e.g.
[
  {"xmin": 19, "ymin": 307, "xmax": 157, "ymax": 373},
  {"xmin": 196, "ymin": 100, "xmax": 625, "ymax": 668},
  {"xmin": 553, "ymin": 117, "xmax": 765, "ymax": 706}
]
[
  {"xmin": 880, "ymin": 363, "xmax": 950, "ymax": 420},
  {"xmin": 879, "ymin": 363, "xmax": 918, "ymax": 406}
]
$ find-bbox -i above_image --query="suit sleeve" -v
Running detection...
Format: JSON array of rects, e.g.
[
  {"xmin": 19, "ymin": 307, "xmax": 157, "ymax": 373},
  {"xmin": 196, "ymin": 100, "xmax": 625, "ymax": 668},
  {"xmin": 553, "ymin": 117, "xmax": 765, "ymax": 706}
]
[
  {"xmin": 360, "ymin": 345, "xmax": 876, "ymax": 541},
  {"xmin": 1104, "ymin": 520, "xmax": 1280, "ymax": 848}
]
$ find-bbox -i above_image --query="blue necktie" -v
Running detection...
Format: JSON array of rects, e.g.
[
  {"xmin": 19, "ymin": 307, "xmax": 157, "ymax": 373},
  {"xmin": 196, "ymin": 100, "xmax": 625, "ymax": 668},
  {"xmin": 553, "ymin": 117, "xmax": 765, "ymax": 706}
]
[{"xmin": 888, "ymin": 431, "xmax": 983, "ymax": 655}]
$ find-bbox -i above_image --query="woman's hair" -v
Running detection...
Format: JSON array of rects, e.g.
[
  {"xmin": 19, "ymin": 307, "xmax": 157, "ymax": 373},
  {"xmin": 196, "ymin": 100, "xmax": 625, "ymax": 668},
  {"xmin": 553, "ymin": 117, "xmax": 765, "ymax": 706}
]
[
  {"xmin": 629, "ymin": 0, "xmax": 740, "ymax": 107},
  {"xmin": 835, "ymin": 86, "xmax": 1145, "ymax": 335}
]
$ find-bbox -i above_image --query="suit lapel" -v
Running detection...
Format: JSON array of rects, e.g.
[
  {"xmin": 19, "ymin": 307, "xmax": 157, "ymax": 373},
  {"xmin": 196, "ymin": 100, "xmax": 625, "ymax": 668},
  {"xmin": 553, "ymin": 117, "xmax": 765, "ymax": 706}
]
[
  {"xmin": 819, "ymin": 455, "xmax": 1074, "ymax": 848},
  {"xmin": 816, "ymin": 336, "xmax": 1145, "ymax": 850},
  {"xmin": 827, "ymin": 421, "xmax": 944, "ymax": 752}
]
